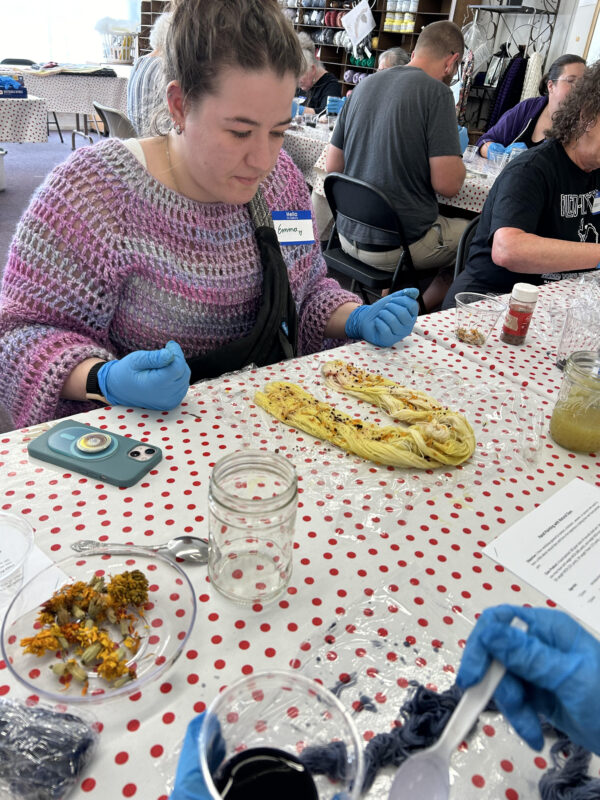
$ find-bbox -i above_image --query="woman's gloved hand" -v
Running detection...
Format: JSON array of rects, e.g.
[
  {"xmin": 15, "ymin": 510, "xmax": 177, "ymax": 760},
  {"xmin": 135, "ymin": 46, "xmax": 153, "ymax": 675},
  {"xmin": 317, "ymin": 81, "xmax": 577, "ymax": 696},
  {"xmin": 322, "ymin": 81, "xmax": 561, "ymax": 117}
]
[
  {"xmin": 98, "ymin": 340, "xmax": 191, "ymax": 410},
  {"xmin": 486, "ymin": 142, "xmax": 506, "ymax": 159},
  {"xmin": 345, "ymin": 288, "xmax": 419, "ymax": 347},
  {"xmin": 505, "ymin": 142, "xmax": 527, "ymax": 155},
  {"xmin": 171, "ymin": 714, "xmax": 210, "ymax": 800},
  {"xmin": 326, "ymin": 96, "xmax": 346, "ymax": 114},
  {"xmin": 457, "ymin": 604, "xmax": 600, "ymax": 755},
  {"xmin": 458, "ymin": 125, "xmax": 469, "ymax": 153}
]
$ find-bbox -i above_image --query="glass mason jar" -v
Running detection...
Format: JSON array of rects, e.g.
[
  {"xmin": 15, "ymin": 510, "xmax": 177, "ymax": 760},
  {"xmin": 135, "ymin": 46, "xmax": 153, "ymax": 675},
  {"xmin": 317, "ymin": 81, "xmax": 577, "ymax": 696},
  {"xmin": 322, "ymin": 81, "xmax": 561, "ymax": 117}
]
[
  {"xmin": 549, "ymin": 350, "xmax": 600, "ymax": 453},
  {"xmin": 208, "ymin": 450, "xmax": 298, "ymax": 604}
]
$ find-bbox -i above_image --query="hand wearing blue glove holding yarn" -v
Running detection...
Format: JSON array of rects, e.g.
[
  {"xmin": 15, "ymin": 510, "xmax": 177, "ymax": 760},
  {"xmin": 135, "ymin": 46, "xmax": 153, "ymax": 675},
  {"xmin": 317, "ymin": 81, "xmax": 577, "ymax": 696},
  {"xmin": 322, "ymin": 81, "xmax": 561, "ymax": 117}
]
[
  {"xmin": 98, "ymin": 340, "xmax": 191, "ymax": 411},
  {"xmin": 345, "ymin": 288, "xmax": 419, "ymax": 347},
  {"xmin": 457, "ymin": 604, "xmax": 600, "ymax": 755}
]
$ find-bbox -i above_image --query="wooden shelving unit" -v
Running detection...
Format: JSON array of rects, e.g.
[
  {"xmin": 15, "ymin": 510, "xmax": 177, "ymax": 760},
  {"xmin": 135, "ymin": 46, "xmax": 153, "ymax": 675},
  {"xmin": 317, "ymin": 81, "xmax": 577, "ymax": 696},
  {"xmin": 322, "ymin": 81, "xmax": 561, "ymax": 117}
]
[
  {"xmin": 139, "ymin": 0, "xmax": 169, "ymax": 55},
  {"xmin": 291, "ymin": 0, "xmax": 459, "ymax": 95}
]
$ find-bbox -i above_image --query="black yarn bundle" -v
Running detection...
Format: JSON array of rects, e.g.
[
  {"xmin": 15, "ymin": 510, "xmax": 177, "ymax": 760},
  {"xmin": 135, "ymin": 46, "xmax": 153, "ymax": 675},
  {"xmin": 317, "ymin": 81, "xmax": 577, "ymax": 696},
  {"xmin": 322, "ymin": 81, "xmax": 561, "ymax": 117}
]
[{"xmin": 0, "ymin": 699, "xmax": 97, "ymax": 800}]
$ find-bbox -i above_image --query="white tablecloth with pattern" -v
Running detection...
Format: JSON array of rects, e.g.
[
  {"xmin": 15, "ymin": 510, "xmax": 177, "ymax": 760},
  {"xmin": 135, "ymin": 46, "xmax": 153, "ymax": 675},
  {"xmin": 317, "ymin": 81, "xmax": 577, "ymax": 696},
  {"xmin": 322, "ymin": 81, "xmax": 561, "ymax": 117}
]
[
  {"xmin": 0, "ymin": 328, "xmax": 599, "ymax": 799},
  {"xmin": 284, "ymin": 125, "xmax": 330, "ymax": 188},
  {"xmin": 0, "ymin": 95, "xmax": 47, "ymax": 143},
  {"xmin": 0, "ymin": 70, "xmax": 128, "ymax": 116}
]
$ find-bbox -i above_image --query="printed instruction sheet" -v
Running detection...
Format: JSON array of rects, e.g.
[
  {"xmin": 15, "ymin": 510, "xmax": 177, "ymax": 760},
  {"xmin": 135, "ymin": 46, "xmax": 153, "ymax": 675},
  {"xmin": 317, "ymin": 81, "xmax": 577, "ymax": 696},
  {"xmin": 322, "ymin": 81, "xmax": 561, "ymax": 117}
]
[{"xmin": 484, "ymin": 478, "xmax": 600, "ymax": 635}]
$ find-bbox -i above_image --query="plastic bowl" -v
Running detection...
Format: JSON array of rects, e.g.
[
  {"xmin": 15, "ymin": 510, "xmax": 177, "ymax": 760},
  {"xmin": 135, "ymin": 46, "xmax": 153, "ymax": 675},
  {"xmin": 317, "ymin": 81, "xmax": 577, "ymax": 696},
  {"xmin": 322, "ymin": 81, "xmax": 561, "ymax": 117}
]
[
  {"xmin": 1, "ymin": 549, "xmax": 197, "ymax": 704},
  {"xmin": 455, "ymin": 292, "xmax": 507, "ymax": 346}
]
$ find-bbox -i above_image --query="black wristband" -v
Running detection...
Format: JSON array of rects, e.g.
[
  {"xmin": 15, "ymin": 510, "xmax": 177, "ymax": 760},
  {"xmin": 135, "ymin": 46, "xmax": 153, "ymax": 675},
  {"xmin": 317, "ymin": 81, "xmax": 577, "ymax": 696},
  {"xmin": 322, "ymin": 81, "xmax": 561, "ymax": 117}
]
[{"xmin": 85, "ymin": 361, "xmax": 107, "ymax": 400}]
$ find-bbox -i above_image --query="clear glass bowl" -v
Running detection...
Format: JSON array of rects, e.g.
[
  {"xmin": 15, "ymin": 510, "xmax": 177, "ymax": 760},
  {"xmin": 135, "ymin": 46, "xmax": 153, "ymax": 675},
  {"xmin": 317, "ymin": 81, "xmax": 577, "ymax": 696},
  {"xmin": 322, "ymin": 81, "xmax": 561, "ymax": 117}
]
[{"xmin": 1, "ymin": 549, "xmax": 197, "ymax": 704}]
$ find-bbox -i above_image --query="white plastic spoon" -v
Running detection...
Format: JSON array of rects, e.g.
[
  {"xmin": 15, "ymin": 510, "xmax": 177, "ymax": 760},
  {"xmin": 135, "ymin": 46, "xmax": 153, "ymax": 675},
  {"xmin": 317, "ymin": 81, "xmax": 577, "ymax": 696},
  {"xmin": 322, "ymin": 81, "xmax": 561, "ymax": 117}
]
[{"xmin": 388, "ymin": 618, "xmax": 527, "ymax": 800}]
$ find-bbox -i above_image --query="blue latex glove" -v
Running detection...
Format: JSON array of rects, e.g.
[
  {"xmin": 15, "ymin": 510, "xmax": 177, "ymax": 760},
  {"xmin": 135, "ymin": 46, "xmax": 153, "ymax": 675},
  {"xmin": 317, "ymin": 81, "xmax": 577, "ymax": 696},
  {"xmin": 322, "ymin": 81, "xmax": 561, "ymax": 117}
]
[
  {"xmin": 326, "ymin": 96, "xmax": 346, "ymax": 114},
  {"xmin": 171, "ymin": 714, "xmax": 210, "ymax": 800},
  {"xmin": 486, "ymin": 142, "xmax": 506, "ymax": 160},
  {"xmin": 505, "ymin": 142, "xmax": 527, "ymax": 154},
  {"xmin": 457, "ymin": 604, "xmax": 600, "ymax": 754},
  {"xmin": 345, "ymin": 288, "xmax": 419, "ymax": 347},
  {"xmin": 458, "ymin": 125, "xmax": 469, "ymax": 154},
  {"xmin": 97, "ymin": 340, "xmax": 190, "ymax": 410}
]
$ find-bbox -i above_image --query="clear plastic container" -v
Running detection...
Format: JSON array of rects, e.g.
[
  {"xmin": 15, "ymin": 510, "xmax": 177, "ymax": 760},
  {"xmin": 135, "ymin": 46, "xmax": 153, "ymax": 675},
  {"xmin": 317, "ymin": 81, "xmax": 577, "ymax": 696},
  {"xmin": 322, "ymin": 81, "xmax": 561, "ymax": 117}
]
[
  {"xmin": 500, "ymin": 282, "xmax": 539, "ymax": 345},
  {"xmin": 199, "ymin": 671, "xmax": 364, "ymax": 800},
  {"xmin": 549, "ymin": 350, "xmax": 600, "ymax": 453},
  {"xmin": 208, "ymin": 450, "xmax": 298, "ymax": 604}
]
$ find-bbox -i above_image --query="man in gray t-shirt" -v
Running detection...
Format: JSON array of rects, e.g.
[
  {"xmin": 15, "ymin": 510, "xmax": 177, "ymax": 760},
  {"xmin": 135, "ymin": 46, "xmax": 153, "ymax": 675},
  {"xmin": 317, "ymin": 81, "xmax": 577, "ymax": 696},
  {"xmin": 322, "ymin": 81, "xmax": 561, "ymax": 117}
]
[{"xmin": 327, "ymin": 20, "xmax": 468, "ymax": 310}]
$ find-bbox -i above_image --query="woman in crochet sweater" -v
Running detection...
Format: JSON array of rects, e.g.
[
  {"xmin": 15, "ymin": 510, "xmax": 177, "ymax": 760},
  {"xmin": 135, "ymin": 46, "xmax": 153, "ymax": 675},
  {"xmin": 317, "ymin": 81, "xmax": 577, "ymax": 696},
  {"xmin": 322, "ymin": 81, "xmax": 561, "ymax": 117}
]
[{"xmin": 0, "ymin": 0, "xmax": 419, "ymax": 431}]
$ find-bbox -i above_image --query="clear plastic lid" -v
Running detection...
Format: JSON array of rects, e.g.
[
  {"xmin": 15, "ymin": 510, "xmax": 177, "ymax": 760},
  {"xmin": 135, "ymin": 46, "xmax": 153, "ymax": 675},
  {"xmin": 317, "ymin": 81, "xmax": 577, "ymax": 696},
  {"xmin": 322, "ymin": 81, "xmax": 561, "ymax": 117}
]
[{"xmin": 511, "ymin": 282, "xmax": 539, "ymax": 303}]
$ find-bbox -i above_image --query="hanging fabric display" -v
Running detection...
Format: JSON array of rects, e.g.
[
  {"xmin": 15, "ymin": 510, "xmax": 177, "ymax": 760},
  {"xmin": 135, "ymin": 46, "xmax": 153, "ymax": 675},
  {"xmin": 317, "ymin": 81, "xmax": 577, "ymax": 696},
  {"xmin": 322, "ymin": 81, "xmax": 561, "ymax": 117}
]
[{"xmin": 520, "ymin": 50, "xmax": 544, "ymax": 101}]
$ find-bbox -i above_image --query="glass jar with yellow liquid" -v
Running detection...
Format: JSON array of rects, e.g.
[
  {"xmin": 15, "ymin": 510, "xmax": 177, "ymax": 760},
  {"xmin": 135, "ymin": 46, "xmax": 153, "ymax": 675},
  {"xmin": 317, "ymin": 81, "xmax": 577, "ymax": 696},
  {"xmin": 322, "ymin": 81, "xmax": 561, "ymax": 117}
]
[{"xmin": 549, "ymin": 350, "xmax": 600, "ymax": 453}]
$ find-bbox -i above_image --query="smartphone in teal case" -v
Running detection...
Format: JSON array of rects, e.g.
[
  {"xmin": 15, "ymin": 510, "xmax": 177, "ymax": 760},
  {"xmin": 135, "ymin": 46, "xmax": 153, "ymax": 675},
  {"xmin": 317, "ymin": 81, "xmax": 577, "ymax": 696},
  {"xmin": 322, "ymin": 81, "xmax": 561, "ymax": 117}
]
[{"xmin": 27, "ymin": 420, "xmax": 163, "ymax": 487}]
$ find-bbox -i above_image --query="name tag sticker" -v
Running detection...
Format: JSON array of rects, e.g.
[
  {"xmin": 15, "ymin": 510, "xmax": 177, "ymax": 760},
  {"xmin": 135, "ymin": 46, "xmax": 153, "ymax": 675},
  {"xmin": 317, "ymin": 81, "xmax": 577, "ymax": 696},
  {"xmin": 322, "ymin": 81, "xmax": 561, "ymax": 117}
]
[
  {"xmin": 593, "ymin": 191, "xmax": 600, "ymax": 214},
  {"xmin": 272, "ymin": 210, "xmax": 315, "ymax": 245}
]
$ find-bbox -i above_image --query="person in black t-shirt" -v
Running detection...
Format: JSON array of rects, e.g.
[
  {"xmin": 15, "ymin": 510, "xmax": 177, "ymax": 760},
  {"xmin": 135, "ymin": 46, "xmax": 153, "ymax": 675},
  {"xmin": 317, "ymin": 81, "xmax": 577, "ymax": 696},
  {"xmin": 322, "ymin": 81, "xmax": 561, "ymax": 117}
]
[
  {"xmin": 296, "ymin": 32, "xmax": 341, "ymax": 115},
  {"xmin": 443, "ymin": 60, "xmax": 600, "ymax": 308}
]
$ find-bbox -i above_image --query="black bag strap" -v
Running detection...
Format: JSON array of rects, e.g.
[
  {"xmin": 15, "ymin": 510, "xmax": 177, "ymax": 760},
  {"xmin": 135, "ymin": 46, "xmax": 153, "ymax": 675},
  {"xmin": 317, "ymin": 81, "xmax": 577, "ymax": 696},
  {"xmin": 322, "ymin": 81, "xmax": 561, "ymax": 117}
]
[{"xmin": 186, "ymin": 188, "xmax": 298, "ymax": 383}]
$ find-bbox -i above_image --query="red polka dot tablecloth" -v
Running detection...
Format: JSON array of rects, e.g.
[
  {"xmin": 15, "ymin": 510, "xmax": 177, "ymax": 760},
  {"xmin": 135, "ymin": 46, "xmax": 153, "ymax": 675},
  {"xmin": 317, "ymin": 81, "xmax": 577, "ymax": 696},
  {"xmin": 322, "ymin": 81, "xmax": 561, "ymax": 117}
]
[
  {"xmin": 414, "ymin": 279, "xmax": 594, "ymax": 401},
  {"xmin": 0, "ymin": 335, "xmax": 599, "ymax": 799},
  {"xmin": 0, "ymin": 96, "xmax": 48, "ymax": 143},
  {"xmin": 0, "ymin": 71, "xmax": 128, "ymax": 115},
  {"xmin": 436, "ymin": 174, "xmax": 492, "ymax": 216}
]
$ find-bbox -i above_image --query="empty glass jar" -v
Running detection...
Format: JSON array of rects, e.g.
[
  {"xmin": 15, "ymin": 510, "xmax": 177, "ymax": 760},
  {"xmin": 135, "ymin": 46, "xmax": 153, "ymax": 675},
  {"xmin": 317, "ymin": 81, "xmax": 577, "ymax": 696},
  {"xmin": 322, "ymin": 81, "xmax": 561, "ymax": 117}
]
[{"xmin": 208, "ymin": 450, "xmax": 298, "ymax": 604}]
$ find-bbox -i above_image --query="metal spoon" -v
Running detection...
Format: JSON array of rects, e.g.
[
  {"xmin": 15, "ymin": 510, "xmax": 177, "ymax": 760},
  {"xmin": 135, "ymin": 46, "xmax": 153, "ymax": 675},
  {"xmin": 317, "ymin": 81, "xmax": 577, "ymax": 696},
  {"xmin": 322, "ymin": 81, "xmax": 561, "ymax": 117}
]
[
  {"xmin": 388, "ymin": 618, "xmax": 527, "ymax": 800},
  {"xmin": 71, "ymin": 535, "xmax": 209, "ymax": 564}
]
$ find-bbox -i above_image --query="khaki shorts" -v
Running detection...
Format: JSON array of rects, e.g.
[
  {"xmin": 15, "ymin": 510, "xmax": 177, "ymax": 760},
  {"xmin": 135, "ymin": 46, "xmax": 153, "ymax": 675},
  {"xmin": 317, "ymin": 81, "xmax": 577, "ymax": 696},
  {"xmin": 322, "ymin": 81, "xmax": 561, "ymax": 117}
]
[{"xmin": 339, "ymin": 215, "xmax": 468, "ymax": 272}]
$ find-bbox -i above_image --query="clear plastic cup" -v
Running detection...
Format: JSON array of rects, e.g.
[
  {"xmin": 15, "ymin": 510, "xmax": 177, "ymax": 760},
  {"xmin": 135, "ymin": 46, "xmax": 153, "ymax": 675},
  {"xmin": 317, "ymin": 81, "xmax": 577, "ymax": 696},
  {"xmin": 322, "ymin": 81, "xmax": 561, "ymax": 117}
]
[
  {"xmin": 462, "ymin": 145, "xmax": 478, "ymax": 164},
  {"xmin": 199, "ymin": 670, "xmax": 365, "ymax": 799},
  {"xmin": 555, "ymin": 304, "xmax": 600, "ymax": 370},
  {"xmin": 0, "ymin": 512, "xmax": 34, "ymax": 609},
  {"xmin": 455, "ymin": 292, "xmax": 507, "ymax": 346}
]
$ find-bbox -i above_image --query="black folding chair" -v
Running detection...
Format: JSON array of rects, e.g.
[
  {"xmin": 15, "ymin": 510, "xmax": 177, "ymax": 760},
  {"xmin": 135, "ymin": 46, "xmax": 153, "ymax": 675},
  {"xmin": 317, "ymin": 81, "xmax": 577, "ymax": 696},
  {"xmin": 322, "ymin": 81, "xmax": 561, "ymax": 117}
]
[
  {"xmin": 453, "ymin": 214, "xmax": 480, "ymax": 279},
  {"xmin": 323, "ymin": 173, "xmax": 438, "ymax": 313},
  {"xmin": 0, "ymin": 58, "xmax": 63, "ymax": 143}
]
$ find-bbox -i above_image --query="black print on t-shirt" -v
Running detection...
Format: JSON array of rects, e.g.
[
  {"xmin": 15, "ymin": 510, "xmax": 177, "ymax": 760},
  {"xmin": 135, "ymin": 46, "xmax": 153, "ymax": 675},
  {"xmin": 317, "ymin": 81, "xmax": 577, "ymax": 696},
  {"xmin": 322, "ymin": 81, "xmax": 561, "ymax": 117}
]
[
  {"xmin": 577, "ymin": 218, "xmax": 599, "ymax": 243},
  {"xmin": 560, "ymin": 191, "xmax": 596, "ymax": 217}
]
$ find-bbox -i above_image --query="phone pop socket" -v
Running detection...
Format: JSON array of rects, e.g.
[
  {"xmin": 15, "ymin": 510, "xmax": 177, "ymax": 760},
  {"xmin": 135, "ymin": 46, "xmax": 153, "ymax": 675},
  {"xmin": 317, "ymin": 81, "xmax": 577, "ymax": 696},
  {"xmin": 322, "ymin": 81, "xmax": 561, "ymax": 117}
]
[{"xmin": 76, "ymin": 432, "xmax": 112, "ymax": 453}]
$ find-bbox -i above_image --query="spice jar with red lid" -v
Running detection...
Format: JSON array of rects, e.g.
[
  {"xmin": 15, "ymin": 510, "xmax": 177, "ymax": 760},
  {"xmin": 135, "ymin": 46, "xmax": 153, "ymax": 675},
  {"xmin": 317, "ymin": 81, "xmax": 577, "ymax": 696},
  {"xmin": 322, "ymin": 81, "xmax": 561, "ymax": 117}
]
[{"xmin": 500, "ymin": 282, "xmax": 539, "ymax": 345}]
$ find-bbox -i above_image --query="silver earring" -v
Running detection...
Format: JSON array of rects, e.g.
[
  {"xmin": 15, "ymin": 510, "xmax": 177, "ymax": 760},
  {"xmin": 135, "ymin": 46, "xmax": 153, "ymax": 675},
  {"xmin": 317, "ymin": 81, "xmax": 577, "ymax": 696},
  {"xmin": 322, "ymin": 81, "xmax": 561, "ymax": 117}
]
[{"xmin": 173, "ymin": 121, "xmax": 183, "ymax": 135}]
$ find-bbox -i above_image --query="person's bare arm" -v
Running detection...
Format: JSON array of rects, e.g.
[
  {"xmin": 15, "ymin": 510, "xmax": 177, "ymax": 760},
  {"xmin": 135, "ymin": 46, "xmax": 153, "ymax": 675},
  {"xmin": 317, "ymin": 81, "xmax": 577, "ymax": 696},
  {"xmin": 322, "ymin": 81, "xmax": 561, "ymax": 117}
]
[
  {"xmin": 326, "ymin": 143, "xmax": 345, "ymax": 173},
  {"xmin": 429, "ymin": 155, "xmax": 465, "ymax": 198},
  {"xmin": 492, "ymin": 227, "xmax": 600, "ymax": 272},
  {"xmin": 61, "ymin": 358, "xmax": 106, "ymax": 401},
  {"xmin": 479, "ymin": 141, "xmax": 493, "ymax": 158},
  {"xmin": 324, "ymin": 302, "xmax": 359, "ymax": 338}
]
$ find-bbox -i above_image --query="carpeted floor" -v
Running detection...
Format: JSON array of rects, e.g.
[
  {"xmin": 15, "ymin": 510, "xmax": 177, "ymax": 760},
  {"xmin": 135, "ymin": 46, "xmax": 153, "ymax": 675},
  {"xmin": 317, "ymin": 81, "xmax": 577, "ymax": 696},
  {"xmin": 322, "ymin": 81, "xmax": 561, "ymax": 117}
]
[{"xmin": 0, "ymin": 131, "xmax": 98, "ymax": 272}]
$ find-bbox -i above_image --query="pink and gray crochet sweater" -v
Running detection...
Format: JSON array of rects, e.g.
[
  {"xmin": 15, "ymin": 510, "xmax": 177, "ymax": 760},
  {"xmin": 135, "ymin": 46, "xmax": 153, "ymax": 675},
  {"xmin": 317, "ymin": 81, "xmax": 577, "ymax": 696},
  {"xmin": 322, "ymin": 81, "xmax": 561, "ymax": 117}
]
[{"xmin": 0, "ymin": 139, "xmax": 358, "ymax": 430}]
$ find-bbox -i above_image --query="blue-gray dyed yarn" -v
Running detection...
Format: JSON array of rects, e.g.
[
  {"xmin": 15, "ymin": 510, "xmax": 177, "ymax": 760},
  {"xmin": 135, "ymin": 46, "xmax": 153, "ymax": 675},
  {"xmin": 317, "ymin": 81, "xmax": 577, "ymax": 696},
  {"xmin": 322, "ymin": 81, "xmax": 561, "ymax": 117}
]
[{"xmin": 300, "ymin": 683, "xmax": 600, "ymax": 798}]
